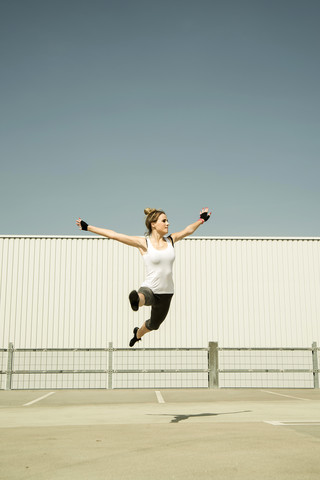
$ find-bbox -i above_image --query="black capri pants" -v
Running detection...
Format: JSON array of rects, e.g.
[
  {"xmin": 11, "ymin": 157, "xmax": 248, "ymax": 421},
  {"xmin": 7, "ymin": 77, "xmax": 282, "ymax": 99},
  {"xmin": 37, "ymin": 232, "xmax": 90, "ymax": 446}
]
[{"xmin": 138, "ymin": 287, "xmax": 173, "ymax": 331}]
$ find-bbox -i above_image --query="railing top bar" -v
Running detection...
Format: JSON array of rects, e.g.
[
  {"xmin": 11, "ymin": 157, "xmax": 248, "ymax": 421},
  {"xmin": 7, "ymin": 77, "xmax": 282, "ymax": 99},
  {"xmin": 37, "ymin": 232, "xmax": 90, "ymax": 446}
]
[
  {"xmin": 1, "ymin": 347, "xmax": 209, "ymax": 352},
  {"xmin": 3, "ymin": 368, "xmax": 210, "ymax": 374},
  {"xmin": 4, "ymin": 348, "xmax": 111, "ymax": 352},
  {"xmin": 0, "ymin": 347, "xmax": 320, "ymax": 353},
  {"xmin": 219, "ymin": 347, "xmax": 313, "ymax": 351},
  {"xmin": 2, "ymin": 347, "xmax": 316, "ymax": 352},
  {"xmin": 1, "ymin": 368, "xmax": 319, "ymax": 374},
  {"xmin": 115, "ymin": 347, "xmax": 209, "ymax": 352},
  {"xmin": 219, "ymin": 369, "xmax": 316, "ymax": 373}
]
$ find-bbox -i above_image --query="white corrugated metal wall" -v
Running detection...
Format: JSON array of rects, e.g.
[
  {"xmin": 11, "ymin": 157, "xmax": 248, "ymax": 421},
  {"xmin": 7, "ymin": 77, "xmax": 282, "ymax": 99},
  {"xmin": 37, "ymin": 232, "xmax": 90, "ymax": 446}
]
[
  {"xmin": 1, "ymin": 236, "xmax": 319, "ymax": 388},
  {"xmin": 1, "ymin": 235, "xmax": 320, "ymax": 349}
]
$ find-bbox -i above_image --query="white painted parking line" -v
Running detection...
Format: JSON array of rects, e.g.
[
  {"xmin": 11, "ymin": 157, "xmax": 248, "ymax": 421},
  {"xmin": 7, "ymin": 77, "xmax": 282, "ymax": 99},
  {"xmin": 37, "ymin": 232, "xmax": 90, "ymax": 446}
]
[
  {"xmin": 261, "ymin": 390, "xmax": 310, "ymax": 401},
  {"xmin": 264, "ymin": 421, "xmax": 283, "ymax": 426},
  {"xmin": 155, "ymin": 391, "xmax": 165, "ymax": 404},
  {"xmin": 265, "ymin": 421, "xmax": 320, "ymax": 426},
  {"xmin": 283, "ymin": 422, "xmax": 320, "ymax": 425},
  {"xmin": 23, "ymin": 392, "xmax": 55, "ymax": 406}
]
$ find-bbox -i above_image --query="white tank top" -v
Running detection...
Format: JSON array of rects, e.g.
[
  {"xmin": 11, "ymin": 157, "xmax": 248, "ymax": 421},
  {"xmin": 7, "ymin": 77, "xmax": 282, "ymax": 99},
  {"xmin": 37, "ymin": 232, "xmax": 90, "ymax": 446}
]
[{"xmin": 141, "ymin": 236, "xmax": 175, "ymax": 294}]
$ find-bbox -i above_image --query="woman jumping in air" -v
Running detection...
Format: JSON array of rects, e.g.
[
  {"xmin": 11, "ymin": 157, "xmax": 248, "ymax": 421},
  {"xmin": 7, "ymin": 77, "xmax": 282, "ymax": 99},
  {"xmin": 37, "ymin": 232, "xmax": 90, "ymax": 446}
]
[{"xmin": 76, "ymin": 207, "xmax": 211, "ymax": 347}]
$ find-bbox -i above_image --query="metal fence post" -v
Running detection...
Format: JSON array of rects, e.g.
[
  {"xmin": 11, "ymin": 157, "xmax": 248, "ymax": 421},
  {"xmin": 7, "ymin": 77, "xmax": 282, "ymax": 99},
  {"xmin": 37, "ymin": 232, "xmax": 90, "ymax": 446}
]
[
  {"xmin": 312, "ymin": 341, "xmax": 319, "ymax": 389},
  {"xmin": 108, "ymin": 342, "xmax": 113, "ymax": 389},
  {"xmin": 6, "ymin": 342, "xmax": 14, "ymax": 390},
  {"xmin": 208, "ymin": 341, "xmax": 219, "ymax": 388}
]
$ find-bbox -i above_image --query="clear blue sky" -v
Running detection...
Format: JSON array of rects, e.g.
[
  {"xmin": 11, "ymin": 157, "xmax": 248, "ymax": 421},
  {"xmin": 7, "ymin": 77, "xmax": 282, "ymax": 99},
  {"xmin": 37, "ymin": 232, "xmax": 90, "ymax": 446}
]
[{"xmin": 1, "ymin": 0, "xmax": 319, "ymax": 237}]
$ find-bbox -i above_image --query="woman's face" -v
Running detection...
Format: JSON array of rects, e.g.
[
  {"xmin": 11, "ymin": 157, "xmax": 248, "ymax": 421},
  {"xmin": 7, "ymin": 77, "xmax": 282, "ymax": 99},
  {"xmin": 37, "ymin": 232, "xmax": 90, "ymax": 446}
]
[{"xmin": 152, "ymin": 213, "xmax": 169, "ymax": 235}]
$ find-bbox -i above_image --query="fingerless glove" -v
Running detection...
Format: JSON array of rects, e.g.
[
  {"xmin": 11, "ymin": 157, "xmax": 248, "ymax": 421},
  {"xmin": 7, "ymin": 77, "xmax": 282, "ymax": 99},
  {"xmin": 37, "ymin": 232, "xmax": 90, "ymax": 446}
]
[
  {"xmin": 80, "ymin": 220, "xmax": 88, "ymax": 231},
  {"xmin": 199, "ymin": 208, "xmax": 211, "ymax": 223}
]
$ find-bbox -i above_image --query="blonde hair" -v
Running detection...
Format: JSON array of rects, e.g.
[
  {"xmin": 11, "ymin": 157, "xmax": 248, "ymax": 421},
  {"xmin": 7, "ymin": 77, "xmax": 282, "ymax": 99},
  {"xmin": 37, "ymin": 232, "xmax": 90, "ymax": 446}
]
[{"xmin": 144, "ymin": 208, "xmax": 166, "ymax": 235}]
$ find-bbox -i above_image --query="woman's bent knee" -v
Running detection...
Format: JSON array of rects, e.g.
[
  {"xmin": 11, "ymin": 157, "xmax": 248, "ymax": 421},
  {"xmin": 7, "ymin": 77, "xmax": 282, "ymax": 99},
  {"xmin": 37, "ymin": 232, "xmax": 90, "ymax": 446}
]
[{"xmin": 138, "ymin": 293, "xmax": 145, "ymax": 307}]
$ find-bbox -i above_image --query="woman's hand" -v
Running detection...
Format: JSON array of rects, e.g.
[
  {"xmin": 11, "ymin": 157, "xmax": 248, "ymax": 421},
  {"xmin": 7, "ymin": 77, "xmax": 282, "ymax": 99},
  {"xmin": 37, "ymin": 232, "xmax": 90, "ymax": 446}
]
[
  {"xmin": 199, "ymin": 207, "xmax": 212, "ymax": 223},
  {"xmin": 76, "ymin": 218, "xmax": 88, "ymax": 230}
]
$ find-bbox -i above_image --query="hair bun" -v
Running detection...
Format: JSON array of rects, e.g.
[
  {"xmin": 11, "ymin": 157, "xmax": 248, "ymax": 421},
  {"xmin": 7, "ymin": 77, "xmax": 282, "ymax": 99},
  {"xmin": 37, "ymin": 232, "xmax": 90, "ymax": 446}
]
[{"xmin": 144, "ymin": 208, "xmax": 156, "ymax": 216}]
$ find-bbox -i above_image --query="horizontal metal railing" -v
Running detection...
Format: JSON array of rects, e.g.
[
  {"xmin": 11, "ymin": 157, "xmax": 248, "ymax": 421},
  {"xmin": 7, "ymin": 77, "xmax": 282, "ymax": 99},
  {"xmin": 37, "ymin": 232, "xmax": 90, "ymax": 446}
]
[
  {"xmin": 0, "ymin": 341, "xmax": 319, "ymax": 390},
  {"xmin": 0, "ymin": 343, "xmax": 211, "ymax": 390},
  {"xmin": 217, "ymin": 343, "xmax": 319, "ymax": 389}
]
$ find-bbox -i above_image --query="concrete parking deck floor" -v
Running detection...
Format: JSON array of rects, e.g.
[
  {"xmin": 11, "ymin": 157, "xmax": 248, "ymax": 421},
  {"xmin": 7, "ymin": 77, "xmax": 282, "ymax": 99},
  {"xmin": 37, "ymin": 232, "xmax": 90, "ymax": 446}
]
[{"xmin": 1, "ymin": 389, "xmax": 320, "ymax": 479}]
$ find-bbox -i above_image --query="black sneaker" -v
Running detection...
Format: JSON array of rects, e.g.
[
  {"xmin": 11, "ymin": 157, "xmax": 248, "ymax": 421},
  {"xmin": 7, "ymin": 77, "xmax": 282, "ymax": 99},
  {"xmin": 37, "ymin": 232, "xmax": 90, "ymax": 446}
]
[
  {"xmin": 129, "ymin": 327, "xmax": 141, "ymax": 347},
  {"xmin": 129, "ymin": 290, "xmax": 140, "ymax": 311}
]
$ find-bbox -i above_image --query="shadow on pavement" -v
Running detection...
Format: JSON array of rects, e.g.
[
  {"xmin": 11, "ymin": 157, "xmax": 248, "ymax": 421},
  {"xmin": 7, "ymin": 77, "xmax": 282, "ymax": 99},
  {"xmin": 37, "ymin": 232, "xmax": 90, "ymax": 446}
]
[{"xmin": 148, "ymin": 410, "xmax": 251, "ymax": 423}]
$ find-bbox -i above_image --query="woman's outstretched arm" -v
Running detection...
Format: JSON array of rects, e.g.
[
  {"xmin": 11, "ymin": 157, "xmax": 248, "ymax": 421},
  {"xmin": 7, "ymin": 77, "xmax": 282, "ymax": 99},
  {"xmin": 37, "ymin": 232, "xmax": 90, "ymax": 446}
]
[
  {"xmin": 76, "ymin": 218, "xmax": 146, "ymax": 250},
  {"xmin": 170, "ymin": 207, "xmax": 212, "ymax": 244}
]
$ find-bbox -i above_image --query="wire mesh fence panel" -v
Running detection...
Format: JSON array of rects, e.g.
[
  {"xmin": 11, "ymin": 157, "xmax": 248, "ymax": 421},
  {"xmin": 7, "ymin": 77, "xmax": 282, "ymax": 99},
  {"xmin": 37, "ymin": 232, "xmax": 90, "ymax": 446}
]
[
  {"xmin": 112, "ymin": 348, "xmax": 209, "ymax": 388},
  {"xmin": 219, "ymin": 349, "xmax": 314, "ymax": 388},
  {"xmin": 112, "ymin": 349, "xmax": 208, "ymax": 370},
  {"xmin": 3, "ymin": 347, "xmax": 209, "ymax": 389},
  {"xmin": 0, "ymin": 350, "xmax": 8, "ymax": 389},
  {"xmin": 10, "ymin": 350, "xmax": 110, "ymax": 389}
]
